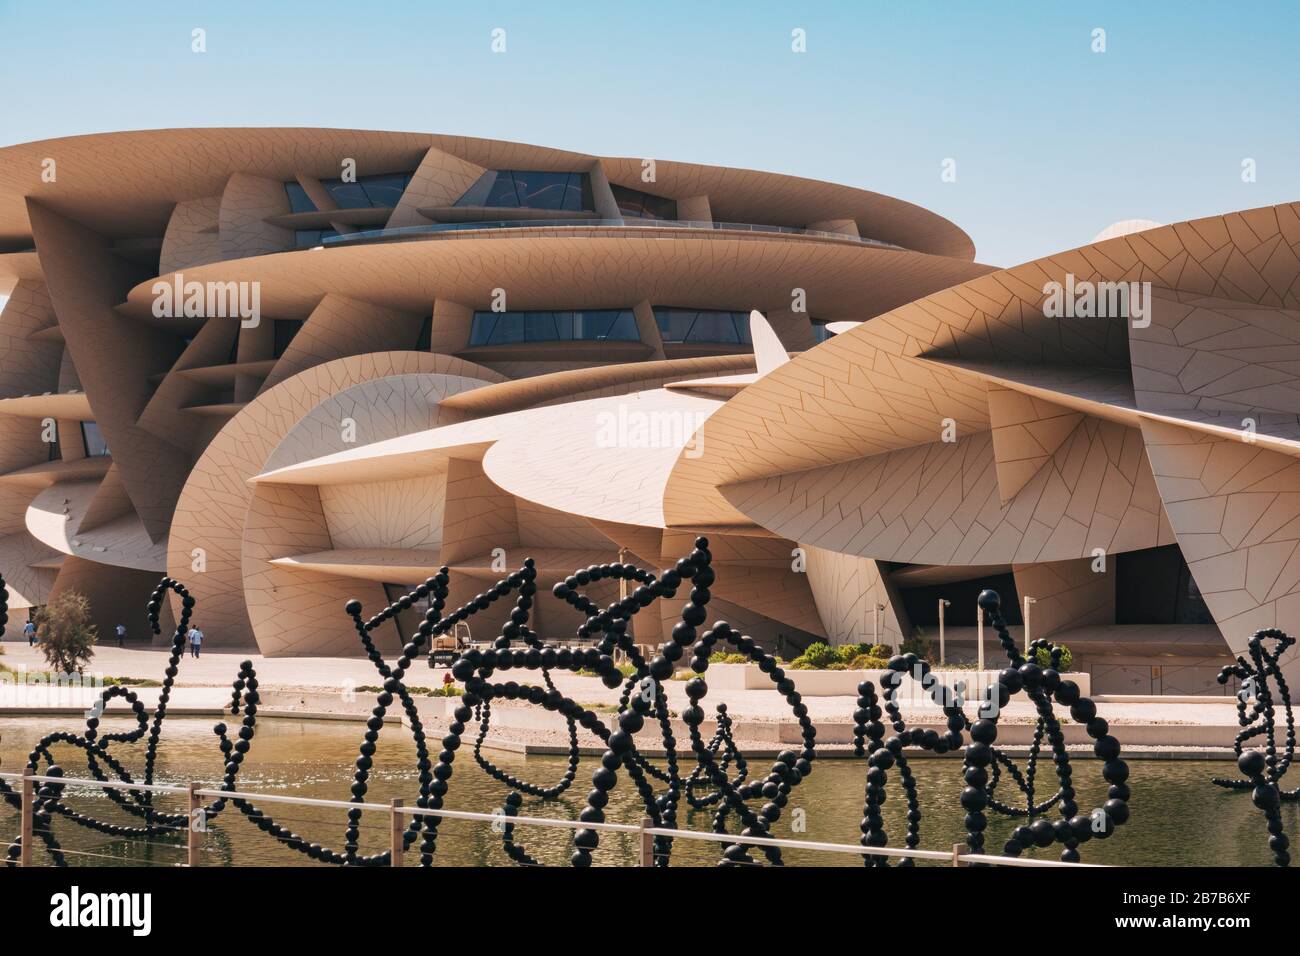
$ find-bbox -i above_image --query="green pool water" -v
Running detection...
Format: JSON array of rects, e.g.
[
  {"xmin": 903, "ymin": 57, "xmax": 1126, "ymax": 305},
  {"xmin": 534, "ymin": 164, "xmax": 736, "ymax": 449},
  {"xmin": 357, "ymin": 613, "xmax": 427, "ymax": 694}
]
[{"xmin": 0, "ymin": 716, "xmax": 1289, "ymax": 867}]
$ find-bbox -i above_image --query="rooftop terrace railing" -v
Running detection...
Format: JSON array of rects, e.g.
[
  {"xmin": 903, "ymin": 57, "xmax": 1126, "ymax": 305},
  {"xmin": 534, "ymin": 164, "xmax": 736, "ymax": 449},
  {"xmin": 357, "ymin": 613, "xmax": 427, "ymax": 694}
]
[
  {"xmin": 319, "ymin": 218, "xmax": 907, "ymax": 250},
  {"xmin": 0, "ymin": 770, "xmax": 1096, "ymax": 868}
]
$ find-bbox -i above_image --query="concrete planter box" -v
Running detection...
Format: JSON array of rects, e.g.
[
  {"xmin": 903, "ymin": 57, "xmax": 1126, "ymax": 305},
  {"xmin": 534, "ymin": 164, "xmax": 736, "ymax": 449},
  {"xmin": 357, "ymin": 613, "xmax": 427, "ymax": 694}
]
[{"xmin": 703, "ymin": 663, "xmax": 1090, "ymax": 699}]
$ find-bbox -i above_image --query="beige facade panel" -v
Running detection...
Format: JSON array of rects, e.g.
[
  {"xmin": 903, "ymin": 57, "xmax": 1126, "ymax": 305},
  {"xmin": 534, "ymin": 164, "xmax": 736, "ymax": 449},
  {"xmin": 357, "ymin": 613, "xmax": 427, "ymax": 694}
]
[
  {"xmin": 0, "ymin": 128, "xmax": 434, "ymax": 246},
  {"xmin": 1140, "ymin": 418, "xmax": 1300, "ymax": 661},
  {"xmin": 47, "ymin": 553, "xmax": 174, "ymax": 647},
  {"xmin": 318, "ymin": 476, "xmax": 447, "ymax": 552},
  {"xmin": 804, "ymin": 545, "xmax": 906, "ymax": 648},
  {"xmin": 988, "ymin": 386, "xmax": 1085, "ymax": 505},
  {"xmin": 439, "ymin": 355, "xmax": 754, "ymax": 417},
  {"xmin": 77, "ymin": 463, "xmax": 136, "ymax": 533},
  {"xmin": 387, "ymin": 145, "xmax": 486, "ymax": 230},
  {"xmin": 0, "ymin": 280, "xmax": 63, "ymax": 399},
  {"xmin": 118, "ymin": 233, "xmax": 991, "ymax": 326},
  {"xmin": 0, "ymin": 529, "xmax": 61, "ymax": 612},
  {"xmin": 268, "ymin": 548, "xmax": 442, "ymax": 583},
  {"xmin": 668, "ymin": 202, "xmax": 1300, "ymax": 534},
  {"xmin": 243, "ymin": 479, "xmax": 391, "ymax": 657},
  {"xmin": 1012, "ymin": 557, "xmax": 1116, "ymax": 642},
  {"xmin": 159, "ymin": 196, "xmax": 223, "ymax": 275},
  {"xmin": 218, "ymin": 173, "xmax": 294, "ymax": 261},
  {"xmin": 167, "ymin": 352, "xmax": 498, "ymax": 648},
  {"xmin": 0, "ymin": 129, "xmax": 974, "ymax": 258},
  {"xmin": 481, "ymin": 388, "xmax": 723, "ymax": 530},
  {"xmin": 1132, "ymin": 288, "xmax": 1300, "ymax": 431},
  {"xmin": 259, "ymin": 372, "xmax": 502, "ymax": 477},
  {"xmin": 440, "ymin": 458, "xmax": 518, "ymax": 567},
  {"xmin": 720, "ymin": 416, "xmax": 1174, "ymax": 567},
  {"xmin": 25, "ymin": 478, "xmax": 165, "ymax": 571},
  {"xmin": 26, "ymin": 200, "xmax": 192, "ymax": 542},
  {"xmin": 0, "ymin": 415, "xmax": 50, "ymax": 535},
  {"xmin": 259, "ymin": 293, "xmax": 428, "ymax": 392}
]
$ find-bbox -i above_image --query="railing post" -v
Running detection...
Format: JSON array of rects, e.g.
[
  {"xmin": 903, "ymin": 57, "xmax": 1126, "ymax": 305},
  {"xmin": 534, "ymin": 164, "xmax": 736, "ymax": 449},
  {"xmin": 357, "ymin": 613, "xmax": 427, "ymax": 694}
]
[
  {"xmin": 390, "ymin": 798, "xmax": 404, "ymax": 867},
  {"xmin": 639, "ymin": 816, "xmax": 654, "ymax": 867},
  {"xmin": 19, "ymin": 767, "xmax": 35, "ymax": 866},
  {"xmin": 952, "ymin": 841, "xmax": 967, "ymax": 867},
  {"xmin": 187, "ymin": 782, "xmax": 202, "ymax": 867},
  {"xmin": 18, "ymin": 770, "xmax": 35, "ymax": 868}
]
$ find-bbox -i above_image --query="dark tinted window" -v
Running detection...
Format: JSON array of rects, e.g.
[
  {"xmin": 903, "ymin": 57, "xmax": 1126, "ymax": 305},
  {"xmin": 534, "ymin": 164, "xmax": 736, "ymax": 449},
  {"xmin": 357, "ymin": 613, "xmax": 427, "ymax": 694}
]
[
  {"xmin": 454, "ymin": 170, "xmax": 593, "ymax": 212},
  {"xmin": 812, "ymin": 320, "xmax": 836, "ymax": 343},
  {"xmin": 319, "ymin": 172, "xmax": 414, "ymax": 209},
  {"xmin": 468, "ymin": 310, "xmax": 639, "ymax": 346},
  {"xmin": 284, "ymin": 181, "xmax": 317, "ymax": 213},
  {"xmin": 81, "ymin": 421, "xmax": 110, "ymax": 458},
  {"xmin": 295, "ymin": 229, "xmax": 340, "ymax": 248},
  {"xmin": 653, "ymin": 308, "xmax": 752, "ymax": 345},
  {"xmin": 273, "ymin": 320, "xmax": 304, "ymax": 357},
  {"xmin": 611, "ymin": 184, "xmax": 678, "ymax": 220},
  {"xmin": 383, "ymin": 583, "xmax": 432, "ymax": 644},
  {"xmin": 1116, "ymin": 545, "xmax": 1213, "ymax": 624}
]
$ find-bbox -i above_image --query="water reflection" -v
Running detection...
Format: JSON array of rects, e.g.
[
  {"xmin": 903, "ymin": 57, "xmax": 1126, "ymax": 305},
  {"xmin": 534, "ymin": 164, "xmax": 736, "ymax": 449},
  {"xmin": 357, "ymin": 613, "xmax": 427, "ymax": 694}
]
[{"xmin": 0, "ymin": 717, "xmax": 1289, "ymax": 867}]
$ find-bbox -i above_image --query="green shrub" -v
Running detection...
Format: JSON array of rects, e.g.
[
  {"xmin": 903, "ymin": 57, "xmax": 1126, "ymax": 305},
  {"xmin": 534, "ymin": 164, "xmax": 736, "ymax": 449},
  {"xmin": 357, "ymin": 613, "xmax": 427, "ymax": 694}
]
[
  {"xmin": 794, "ymin": 642, "xmax": 837, "ymax": 669},
  {"xmin": 833, "ymin": 643, "xmax": 871, "ymax": 664},
  {"xmin": 575, "ymin": 661, "xmax": 638, "ymax": 679},
  {"xmin": 786, "ymin": 642, "xmax": 896, "ymax": 670},
  {"xmin": 1032, "ymin": 643, "xmax": 1074, "ymax": 671},
  {"xmin": 899, "ymin": 634, "xmax": 933, "ymax": 663},
  {"xmin": 708, "ymin": 652, "xmax": 750, "ymax": 665},
  {"xmin": 848, "ymin": 654, "xmax": 891, "ymax": 670},
  {"xmin": 787, "ymin": 641, "xmax": 899, "ymax": 670},
  {"xmin": 35, "ymin": 591, "xmax": 97, "ymax": 675},
  {"xmin": 103, "ymin": 676, "xmax": 162, "ymax": 687}
]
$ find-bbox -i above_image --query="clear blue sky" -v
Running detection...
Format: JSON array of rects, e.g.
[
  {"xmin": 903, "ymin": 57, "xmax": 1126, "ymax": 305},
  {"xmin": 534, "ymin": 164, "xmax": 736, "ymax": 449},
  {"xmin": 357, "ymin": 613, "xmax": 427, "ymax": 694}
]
[{"xmin": 0, "ymin": 0, "xmax": 1296, "ymax": 269}]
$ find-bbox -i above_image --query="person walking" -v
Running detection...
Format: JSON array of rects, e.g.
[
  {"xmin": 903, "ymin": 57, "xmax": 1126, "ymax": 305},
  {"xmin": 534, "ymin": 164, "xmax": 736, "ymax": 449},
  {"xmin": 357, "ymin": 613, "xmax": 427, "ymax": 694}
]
[
  {"xmin": 23, "ymin": 619, "xmax": 36, "ymax": 646},
  {"xmin": 187, "ymin": 624, "xmax": 204, "ymax": 659},
  {"xmin": 115, "ymin": 623, "xmax": 126, "ymax": 647}
]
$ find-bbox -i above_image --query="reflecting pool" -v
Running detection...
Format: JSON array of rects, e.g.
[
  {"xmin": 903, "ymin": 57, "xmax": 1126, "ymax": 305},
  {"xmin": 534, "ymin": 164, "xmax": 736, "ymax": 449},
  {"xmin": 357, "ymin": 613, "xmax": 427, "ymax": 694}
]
[{"xmin": 0, "ymin": 717, "xmax": 1287, "ymax": 867}]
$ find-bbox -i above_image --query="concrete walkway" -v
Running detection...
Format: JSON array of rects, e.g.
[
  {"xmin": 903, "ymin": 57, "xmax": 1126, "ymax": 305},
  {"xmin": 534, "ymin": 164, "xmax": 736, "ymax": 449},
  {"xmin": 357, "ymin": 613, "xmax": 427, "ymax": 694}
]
[{"xmin": 0, "ymin": 643, "xmax": 1248, "ymax": 728}]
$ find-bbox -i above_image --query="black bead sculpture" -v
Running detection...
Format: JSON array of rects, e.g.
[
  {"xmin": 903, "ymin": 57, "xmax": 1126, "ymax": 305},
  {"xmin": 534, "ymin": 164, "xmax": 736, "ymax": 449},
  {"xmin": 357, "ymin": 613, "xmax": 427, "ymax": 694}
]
[
  {"xmin": 1, "ymin": 557, "xmax": 1134, "ymax": 867},
  {"xmin": 0, "ymin": 540, "xmax": 816, "ymax": 866},
  {"xmin": 1212, "ymin": 628, "xmax": 1296, "ymax": 866},
  {"xmin": 851, "ymin": 589, "xmax": 1131, "ymax": 864},
  {"xmin": 0, "ymin": 574, "xmax": 205, "ymax": 865},
  {"xmin": 451, "ymin": 536, "xmax": 818, "ymax": 867}
]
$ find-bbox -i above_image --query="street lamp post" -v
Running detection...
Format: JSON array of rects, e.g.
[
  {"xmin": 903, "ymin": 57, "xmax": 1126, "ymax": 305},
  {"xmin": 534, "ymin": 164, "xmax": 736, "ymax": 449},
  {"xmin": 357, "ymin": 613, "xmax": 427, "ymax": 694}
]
[
  {"xmin": 872, "ymin": 603, "xmax": 884, "ymax": 646},
  {"xmin": 977, "ymin": 600, "xmax": 985, "ymax": 672},
  {"xmin": 618, "ymin": 548, "xmax": 630, "ymax": 647},
  {"xmin": 1023, "ymin": 596, "xmax": 1037, "ymax": 647},
  {"xmin": 938, "ymin": 599, "xmax": 951, "ymax": 665}
]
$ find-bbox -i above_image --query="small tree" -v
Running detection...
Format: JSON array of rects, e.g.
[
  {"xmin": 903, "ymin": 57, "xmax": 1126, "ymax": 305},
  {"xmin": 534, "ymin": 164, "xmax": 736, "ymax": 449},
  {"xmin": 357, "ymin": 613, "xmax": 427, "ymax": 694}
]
[{"xmin": 36, "ymin": 591, "xmax": 97, "ymax": 675}]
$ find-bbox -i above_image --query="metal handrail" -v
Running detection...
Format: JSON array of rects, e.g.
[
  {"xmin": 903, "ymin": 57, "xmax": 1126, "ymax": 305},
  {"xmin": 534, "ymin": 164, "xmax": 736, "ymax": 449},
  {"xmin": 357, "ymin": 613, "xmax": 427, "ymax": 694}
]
[{"xmin": 0, "ymin": 770, "xmax": 1097, "ymax": 867}]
